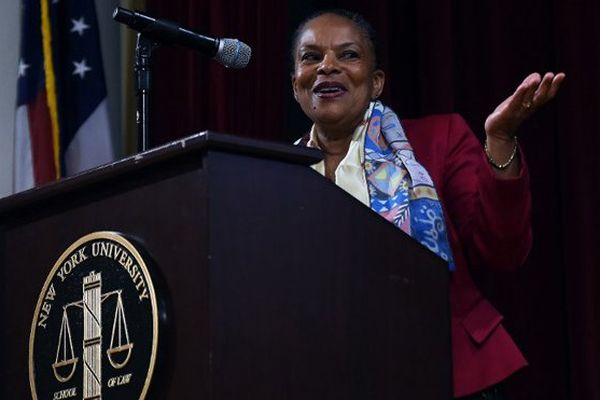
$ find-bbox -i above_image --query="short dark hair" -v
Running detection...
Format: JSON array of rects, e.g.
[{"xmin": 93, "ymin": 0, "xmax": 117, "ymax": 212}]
[{"xmin": 290, "ymin": 9, "xmax": 383, "ymax": 72}]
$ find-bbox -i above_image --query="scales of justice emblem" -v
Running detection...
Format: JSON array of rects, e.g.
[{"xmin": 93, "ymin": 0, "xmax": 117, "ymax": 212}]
[
  {"xmin": 29, "ymin": 232, "xmax": 160, "ymax": 400},
  {"xmin": 52, "ymin": 271, "xmax": 133, "ymax": 392}
]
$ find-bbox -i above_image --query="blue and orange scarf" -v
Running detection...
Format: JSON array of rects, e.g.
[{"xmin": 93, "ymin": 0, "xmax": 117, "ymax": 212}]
[{"xmin": 364, "ymin": 101, "xmax": 455, "ymax": 270}]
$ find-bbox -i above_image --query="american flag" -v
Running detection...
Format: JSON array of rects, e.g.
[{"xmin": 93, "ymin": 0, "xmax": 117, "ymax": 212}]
[{"xmin": 14, "ymin": 0, "xmax": 114, "ymax": 193}]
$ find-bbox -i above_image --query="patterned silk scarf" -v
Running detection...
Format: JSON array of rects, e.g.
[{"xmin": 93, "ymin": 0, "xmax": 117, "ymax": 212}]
[{"xmin": 364, "ymin": 101, "xmax": 455, "ymax": 270}]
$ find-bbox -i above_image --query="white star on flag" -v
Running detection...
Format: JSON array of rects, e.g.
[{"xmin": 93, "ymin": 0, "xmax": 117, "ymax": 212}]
[
  {"xmin": 70, "ymin": 17, "xmax": 90, "ymax": 36},
  {"xmin": 73, "ymin": 59, "xmax": 92, "ymax": 79},
  {"xmin": 18, "ymin": 59, "xmax": 30, "ymax": 77}
]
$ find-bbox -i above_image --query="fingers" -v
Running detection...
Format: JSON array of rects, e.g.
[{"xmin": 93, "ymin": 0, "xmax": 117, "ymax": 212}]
[
  {"xmin": 510, "ymin": 73, "xmax": 540, "ymax": 114},
  {"xmin": 532, "ymin": 72, "xmax": 554, "ymax": 105},
  {"xmin": 547, "ymin": 72, "xmax": 566, "ymax": 99},
  {"xmin": 512, "ymin": 72, "xmax": 566, "ymax": 108},
  {"xmin": 532, "ymin": 72, "xmax": 566, "ymax": 106}
]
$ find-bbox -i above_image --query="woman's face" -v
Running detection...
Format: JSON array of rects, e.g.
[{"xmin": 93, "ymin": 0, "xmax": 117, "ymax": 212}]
[{"xmin": 292, "ymin": 14, "xmax": 384, "ymax": 135}]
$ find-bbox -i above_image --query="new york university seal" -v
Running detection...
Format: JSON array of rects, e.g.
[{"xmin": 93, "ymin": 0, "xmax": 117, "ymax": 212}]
[{"xmin": 29, "ymin": 232, "xmax": 160, "ymax": 400}]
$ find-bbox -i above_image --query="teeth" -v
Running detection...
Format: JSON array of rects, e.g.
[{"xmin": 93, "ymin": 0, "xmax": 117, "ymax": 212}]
[{"xmin": 317, "ymin": 87, "xmax": 341, "ymax": 93}]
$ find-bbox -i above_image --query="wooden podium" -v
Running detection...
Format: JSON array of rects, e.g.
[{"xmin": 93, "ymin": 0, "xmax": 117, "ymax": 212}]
[{"xmin": 0, "ymin": 132, "xmax": 451, "ymax": 399}]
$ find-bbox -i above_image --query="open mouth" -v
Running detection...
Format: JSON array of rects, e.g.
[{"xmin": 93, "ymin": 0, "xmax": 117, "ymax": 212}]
[{"xmin": 313, "ymin": 81, "xmax": 347, "ymax": 98}]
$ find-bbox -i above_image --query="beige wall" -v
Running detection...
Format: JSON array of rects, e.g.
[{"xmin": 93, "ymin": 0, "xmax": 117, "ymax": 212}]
[{"xmin": 0, "ymin": 0, "xmax": 21, "ymax": 198}]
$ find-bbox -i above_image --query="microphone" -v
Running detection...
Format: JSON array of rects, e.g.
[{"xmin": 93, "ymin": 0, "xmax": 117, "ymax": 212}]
[{"xmin": 112, "ymin": 7, "xmax": 251, "ymax": 69}]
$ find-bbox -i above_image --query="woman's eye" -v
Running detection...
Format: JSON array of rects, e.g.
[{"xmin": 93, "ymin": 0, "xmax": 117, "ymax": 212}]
[
  {"xmin": 301, "ymin": 52, "xmax": 320, "ymax": 62},
  {"xmin": 340, "ymin": 51, "xmax": 359, "ymax": 60}
]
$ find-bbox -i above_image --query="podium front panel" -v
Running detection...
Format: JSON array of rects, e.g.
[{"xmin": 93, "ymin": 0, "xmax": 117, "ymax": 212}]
[{"xmin": 0, "ymin": 133, "xmax": 451, "ymax": 399}]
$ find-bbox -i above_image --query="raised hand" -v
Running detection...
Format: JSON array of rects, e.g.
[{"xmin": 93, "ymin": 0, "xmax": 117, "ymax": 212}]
[
  {"xmin": 482, "ymin": 72, "xmax": 565, "ymax": 177},
  {"xmin": 485, "ymin": 72, "xmax": 565, "ymax": 140}
]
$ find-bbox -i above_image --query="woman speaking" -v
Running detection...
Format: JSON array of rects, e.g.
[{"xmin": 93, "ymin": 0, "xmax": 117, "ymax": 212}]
[{"xmin": 291, "ymin": 9, "xmax": 564, "ymax": 400}]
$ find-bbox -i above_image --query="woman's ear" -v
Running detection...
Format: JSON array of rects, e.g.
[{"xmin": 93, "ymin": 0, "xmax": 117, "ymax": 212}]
[{"xmin": 371, "ymin": 69, "xmax": 385, "ymax": 100}]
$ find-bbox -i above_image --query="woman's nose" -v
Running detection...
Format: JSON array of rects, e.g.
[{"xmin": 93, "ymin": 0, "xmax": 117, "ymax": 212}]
[{"xmin": 317, "ymin": 52, "xmax": 340, "ymax": 74}]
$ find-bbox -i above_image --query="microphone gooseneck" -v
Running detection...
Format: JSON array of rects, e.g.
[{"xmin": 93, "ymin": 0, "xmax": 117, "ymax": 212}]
[{"xmin": 112, "ymin": 7, "xmax": 251, "ymax": 69}]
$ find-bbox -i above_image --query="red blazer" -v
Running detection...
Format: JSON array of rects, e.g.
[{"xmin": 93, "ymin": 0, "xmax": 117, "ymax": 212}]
[{"xmin": 403, "ymin": 114, "xmax": 530, "ymax": 398}]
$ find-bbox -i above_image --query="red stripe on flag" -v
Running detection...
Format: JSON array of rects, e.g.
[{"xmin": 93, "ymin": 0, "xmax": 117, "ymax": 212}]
[{"xmin": 27, "ymin": 89, "xmax": 57, "ymax": 185}]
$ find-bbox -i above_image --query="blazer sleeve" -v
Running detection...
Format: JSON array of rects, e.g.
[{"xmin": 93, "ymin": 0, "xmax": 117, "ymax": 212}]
[{"xmin": 442, "ymin": 114, "xmax": 532, "ymax": 271}]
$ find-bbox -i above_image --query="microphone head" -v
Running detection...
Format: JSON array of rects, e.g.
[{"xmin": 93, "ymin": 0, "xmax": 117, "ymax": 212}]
[
  {"xmin": 215, "ymin": 39, "xmax": 252, "ymax": 69},
  {"xmin": 112, "ymin": 7, "xmax": 134, "ymax": 24}
]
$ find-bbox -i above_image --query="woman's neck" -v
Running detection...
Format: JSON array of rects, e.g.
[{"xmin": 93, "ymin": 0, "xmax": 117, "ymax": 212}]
[
  {"xmin": 314, "ymin": 127, "xmax": 355, "ymax": 182},
  {"xmin": 315, "ymin": 131, "xmax": 353, "ymax": 156},
  {"xmin": 313, "ymin": 120, "xmax": 358, "ymax": 156}
]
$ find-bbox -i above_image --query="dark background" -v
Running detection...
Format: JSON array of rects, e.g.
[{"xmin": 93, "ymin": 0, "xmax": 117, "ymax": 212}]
[{"xmin": 144, "ymin": 1, "xmax": 600, "ymax": 399}]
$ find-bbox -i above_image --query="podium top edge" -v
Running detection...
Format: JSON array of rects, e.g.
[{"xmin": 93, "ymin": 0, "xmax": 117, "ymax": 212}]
[
  {"xmin": 0, "ymin": 131, "xmax": 322, "ymax": 215},
  {"xmin": 149, "ymin": 131, "xmax": 322, "ymax": 165}
]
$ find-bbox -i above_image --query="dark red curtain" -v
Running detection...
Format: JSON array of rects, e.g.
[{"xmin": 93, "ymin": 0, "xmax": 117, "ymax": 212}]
[
  {"xmin": 146, "ymin": 0, "xmax": 289, "ymax": 145},
  {"xmin": 145, "ymin": 0, "xmax": 600, "ymax": 399}
]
